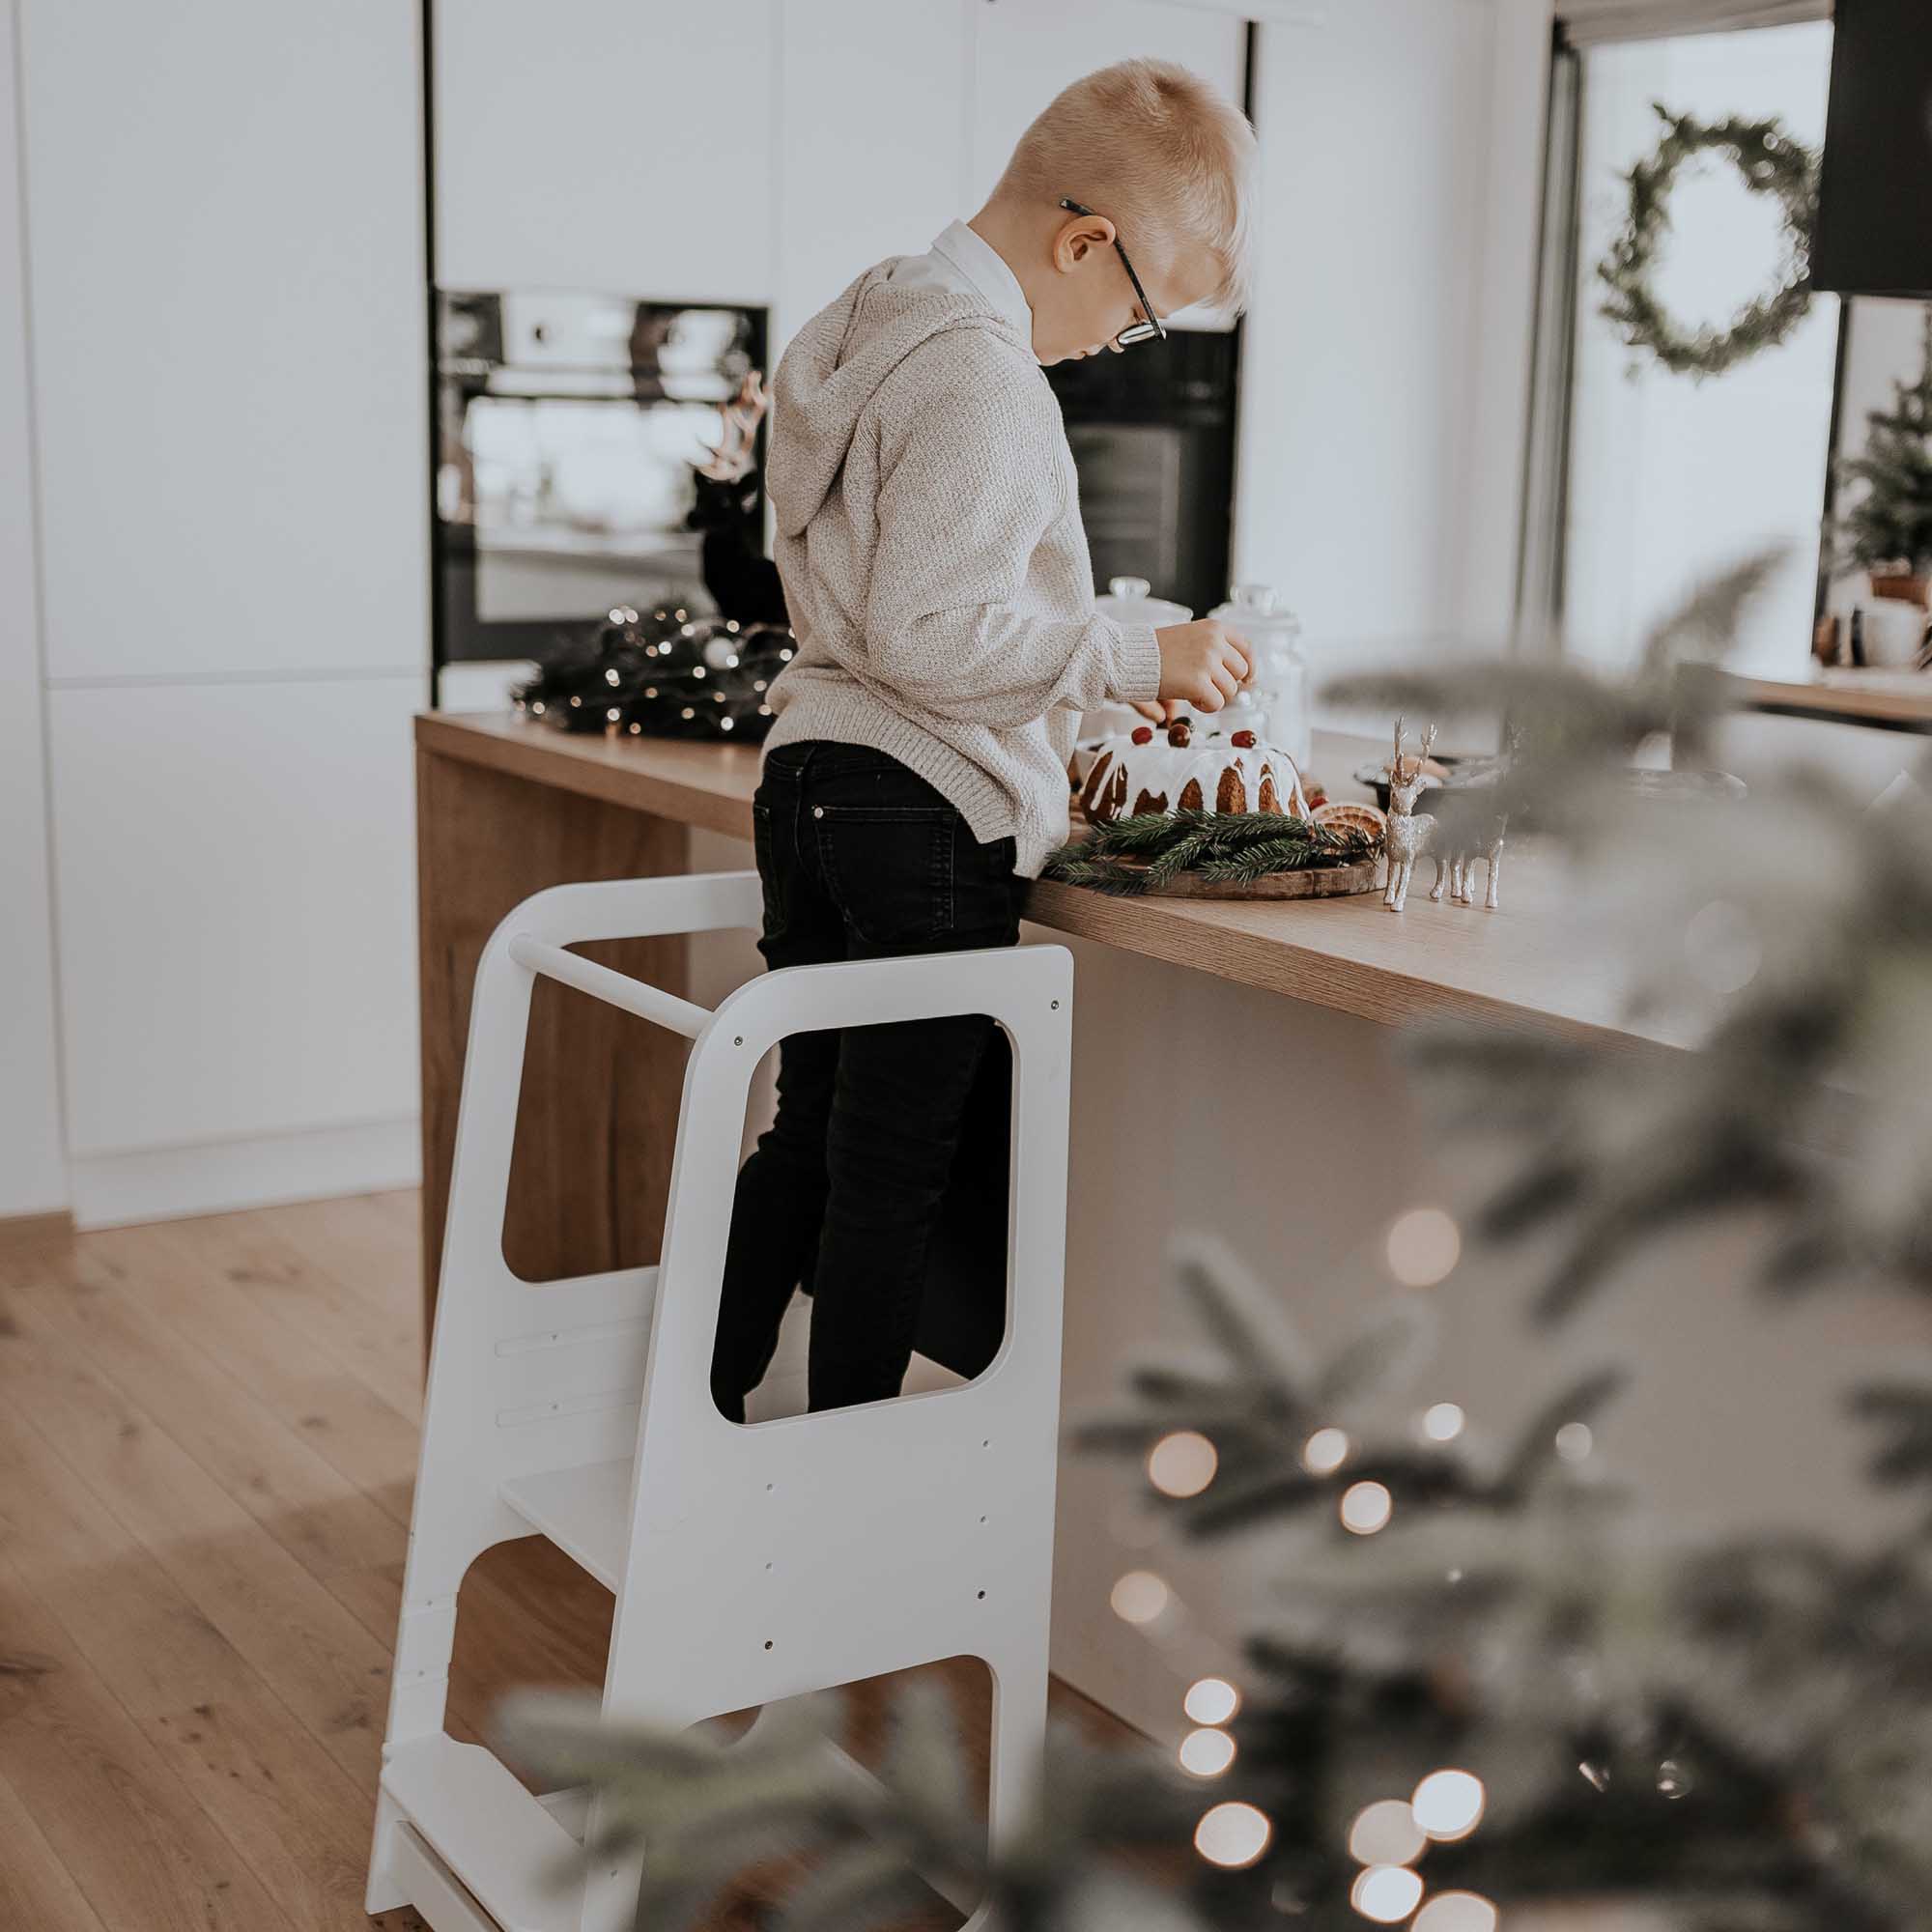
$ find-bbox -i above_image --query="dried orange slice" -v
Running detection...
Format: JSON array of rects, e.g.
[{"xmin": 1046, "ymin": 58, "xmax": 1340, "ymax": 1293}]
[{"xmin": 1311, "ymin": 800, "xmax": 1387, "ymax": 841}]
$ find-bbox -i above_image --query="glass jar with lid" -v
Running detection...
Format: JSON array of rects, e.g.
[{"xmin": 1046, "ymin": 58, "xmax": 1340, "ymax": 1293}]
[
  {"xmin": 1084, "ymin": 576, "xmax": 1194, "ymax": 743},
  {"xmin": 1208, "ymin": 582, "xmax": 1310, "ymax": 769}
]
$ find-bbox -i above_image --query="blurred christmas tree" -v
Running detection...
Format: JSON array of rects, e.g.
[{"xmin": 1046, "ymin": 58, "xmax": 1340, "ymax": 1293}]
[
  {"xmin": 496, "ymin": 557, "xmax": 1932, "ymax": 1931},
  {"xmin": 1835, "ymin": 311, "xmax": 1932, "ymax": 582}
]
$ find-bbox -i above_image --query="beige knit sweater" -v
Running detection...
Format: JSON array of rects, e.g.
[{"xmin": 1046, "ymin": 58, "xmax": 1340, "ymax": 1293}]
[{"xmin": 763, "ymin": 263, "xmax": 1162, "ymax": 876}]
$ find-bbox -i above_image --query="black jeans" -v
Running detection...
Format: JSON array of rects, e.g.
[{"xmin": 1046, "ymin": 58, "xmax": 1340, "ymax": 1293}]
[{"xmin": 708, "ymin": 741, "xmax": 1023, "ymax": 1421}]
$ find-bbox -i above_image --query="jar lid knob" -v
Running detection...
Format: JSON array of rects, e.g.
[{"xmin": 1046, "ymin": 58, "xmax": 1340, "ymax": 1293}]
[
  {"xmin": 1233, "ymin": 582, "xmax": 1276, "ymax": 613},
  {"xmin": 1108, "ymin": 577, "xmax": 1151, "ymax": 601}
]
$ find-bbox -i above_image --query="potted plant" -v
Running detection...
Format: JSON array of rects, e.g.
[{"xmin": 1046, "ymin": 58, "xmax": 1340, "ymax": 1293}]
[{"xmin": 1835, "ymin": 311, "xmax": 1932, "ymax": 609}]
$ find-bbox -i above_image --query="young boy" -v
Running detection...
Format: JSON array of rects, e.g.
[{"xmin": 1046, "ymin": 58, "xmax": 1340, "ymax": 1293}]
[{"xmin": 709, "ymin": 58, "xmax": 1259, "ymax": 1423}]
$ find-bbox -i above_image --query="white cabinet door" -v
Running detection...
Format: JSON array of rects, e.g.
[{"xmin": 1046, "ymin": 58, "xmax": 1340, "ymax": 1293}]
[
  {"xmin": 17, "ymin": 0, "xmax": 428, "ymax": 682},
  {"xmin": 48, "ymin": 677, "xmax": 422, "ymax": 1159},
  {"xmin": 773, "ymin": 0, "xmax": 971, "ymax": 349},
  {"xmin": 0, "ymin": 0, "xmax": 64, "ymax": 1218},
  {"xmin": 436, "ymin": 0, "xmax": 777, "ymax": 300},
  {"xmin": 965, "ymin": 0, "xmax": 1247, "ymax": 212}
]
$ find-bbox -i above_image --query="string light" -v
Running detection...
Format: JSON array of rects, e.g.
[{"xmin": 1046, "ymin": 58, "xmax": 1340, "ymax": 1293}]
[
  {"xmin": 1109, "ymin": 1571, "xmax": 1170, "ymax": 1626},
  {"xmin": 1148, "ymin": 1431, "xmax": 1218, "ymax": 1498},
  {"xmin": 1183, "ymin": 1677, "xmax": 1240, "ymax": 1725},
  {"xmin": 1411, "ymin": 1770, "xmax": 1485, "ymax": 1841},
  {"xmin": 1348, "ymin": 1799, "xmax": 1425, "ymax": 1866},
  {"xmin": 1302, "ymin": 1427, "xmax": 1350, "ymax": 1475},
  {"xmin": 1179, "ymin": 1727, "xmax": 1236, "ymax": 1777},
  {"xmin": 1554, "ymin": 1422, "xmax": 1594, "ymax": 1463},
  {"xmin": 1351, "ymin": 1864, "xmax": 1424, "ymax": 1921},
  {"xmin": 1340, "ymin": 1480, "xmax": 1393, "ymax": 1535},
  {"xmin": 1421, "ymin": 1402, "xmax": 1465, "ymax": 1442},
  {"xmin": 1194, "ymin": 1802, "xmax": 1270, "ymax": 1868},
  {"xmin": 1386, "ymin": 1208, "xmax": 1461, "ymax": 1288},
  {"xmin": 1413, "ymin": 1893, "xmax": 1498, "ymax": 1932}
]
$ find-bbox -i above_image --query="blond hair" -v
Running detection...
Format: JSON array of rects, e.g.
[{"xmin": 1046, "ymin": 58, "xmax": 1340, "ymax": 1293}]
[{"xmin": 992, "ymin": 58, "xmax": 1258, "ymax": 317}]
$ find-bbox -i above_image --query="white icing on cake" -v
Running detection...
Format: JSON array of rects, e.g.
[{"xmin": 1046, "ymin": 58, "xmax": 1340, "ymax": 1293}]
[{"xmin": 1078, "ymin": 724, "xmax": 1309, "ymax": 824}]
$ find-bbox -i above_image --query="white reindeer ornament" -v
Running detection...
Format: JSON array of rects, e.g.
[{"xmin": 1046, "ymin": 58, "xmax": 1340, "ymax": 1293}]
[{"xmin": 1382, "ymin": 719, "xmax": 1438, "ymax": 913}]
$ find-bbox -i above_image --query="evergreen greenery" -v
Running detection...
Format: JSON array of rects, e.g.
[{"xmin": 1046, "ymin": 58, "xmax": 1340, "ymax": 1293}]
[
  {"xmin": 1835, "ymin": 312, "xmax": 1932, "ymax": 580},
  {"xmin": 494, "ymin": 556, "xmax": 1932, "ymax": 1931},
  {"xmin": 1040, "ymin": 810, "xmax": 1377, "ymax": 896}
]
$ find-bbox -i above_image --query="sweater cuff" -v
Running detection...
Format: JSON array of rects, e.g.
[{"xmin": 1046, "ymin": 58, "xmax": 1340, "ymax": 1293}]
[{"xmin": 1108, "ymin": 620, "xmax": 1163, "ymax": 705}]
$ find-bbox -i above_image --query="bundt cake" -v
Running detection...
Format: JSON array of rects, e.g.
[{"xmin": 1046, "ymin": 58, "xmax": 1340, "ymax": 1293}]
[{"xmin": 1077, "ymin": 718, "xmax": 1309, "ymax": 825}]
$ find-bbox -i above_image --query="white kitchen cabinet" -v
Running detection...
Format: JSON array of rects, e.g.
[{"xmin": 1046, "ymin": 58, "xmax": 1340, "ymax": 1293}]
[
  {"xmin": 47, "ymin": 677, "xmax": 421, "ymax": 1188},
  {"xmin": 0, "ymin": 0, "xmax": 66, "ymax": 1220},
  {"xmin": 773, "ymin": 0, "xmax": 972, "ymax": 348},
  {"xmin": 436, "ymin": 0, "xmax": 777, "ymax": 300},
  {"xmin": 17, "ymin": 0, "xmax": 427, "ymax": 684}
]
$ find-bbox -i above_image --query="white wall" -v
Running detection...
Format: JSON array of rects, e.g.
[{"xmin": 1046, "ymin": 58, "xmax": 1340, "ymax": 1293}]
[
  {"xmin": 0, "ymin": 0, "xmax": 67, "ymax": 1220},
  {"xmin": 14, "ymin": 0, "xmax": 429, "ymax": 1227},
  {"xmin": 1234, "ymin": 0, "xmax": 1544, "ymax": 681}
]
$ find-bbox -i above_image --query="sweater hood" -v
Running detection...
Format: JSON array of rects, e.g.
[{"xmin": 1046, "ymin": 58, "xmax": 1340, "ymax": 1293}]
[{"xmin": 767, "ymin": 262, "xmax": 1032, "ymax": 539}]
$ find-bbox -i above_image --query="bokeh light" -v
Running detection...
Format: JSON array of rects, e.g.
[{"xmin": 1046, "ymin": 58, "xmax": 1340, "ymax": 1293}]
[
  {"xmin": 1421, "ymin": 1402, "xmax": 1465, "ymax": 1442},
  {"xmin": 1195, "ymin": 1801, "xmax": 1271, "ymax": 1868},
  {"xmin": 1340, "ymin": 1480, "xmax": 1394, "ymax": 1535},
  {"xmin": 1110, "ymin": 1571, "xmax": 1171, "ymax": 1626},
  {"xmin": 1179, "ymin": 1727, "xmax": 1237, "ymax": 1777},
  {"xmin": 1348, "ymin": 1798, "xmax": 1426, "ymax": 1866},
  {"xmin": 1686, "ymin": 896, "xmax": 1761, "ymax": 993},
  {"xmin": 1413, "ymin": 1892, "xmax": 1499, "ymax": 1932},
  {"xmin": 1302, "ymin": 1426, "xmax": 1350, "ymax": 1474},
  {"xmin": 1149, "ymin": 1430, "xmax": 1219, "ymax": 1498},
  {"xmin": 1184, "ymin": 1676, "xmax": 1241, "ymax": 1726},
  {"xmin": 1554, "ymin": 1421, "xmax": 1594, "ymax": 1463},
  {"xmin": 1351, "ymin": 1864, "xmax": 1425, "ymax": 1922},
  {"xmin": 1385, "ymin": 1207, "xmax": 1462, "ymax": 1288},
  {"xmin": 1412, "ymin": 1769, "xmax": 1486, "ymax": 1841}
]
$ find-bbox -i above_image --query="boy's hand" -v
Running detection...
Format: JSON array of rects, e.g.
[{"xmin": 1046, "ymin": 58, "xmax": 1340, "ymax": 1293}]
[{"xmin": 1154, "ymin": 620, "xmax": 1253, "ymax": 713}]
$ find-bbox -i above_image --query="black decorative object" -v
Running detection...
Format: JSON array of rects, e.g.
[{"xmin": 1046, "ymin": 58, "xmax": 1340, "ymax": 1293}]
[{"xmin": 512, "ymin": 601, "xmax": 796, "ymax": 744}]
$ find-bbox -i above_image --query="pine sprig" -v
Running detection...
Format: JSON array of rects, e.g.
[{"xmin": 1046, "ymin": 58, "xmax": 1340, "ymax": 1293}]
[{"xmin": 1043, "ymin": 810, "xmax": 1378, "ymax": 895}]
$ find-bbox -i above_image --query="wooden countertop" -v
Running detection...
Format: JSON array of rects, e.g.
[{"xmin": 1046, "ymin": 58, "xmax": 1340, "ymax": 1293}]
[
  {"xmin": 418, "ymin": 711, "xmax": 1675, "ymax": 1056},
  {"xmin": 1722, "ymin": 669, "xmax": 1932, "ymax": 732}
]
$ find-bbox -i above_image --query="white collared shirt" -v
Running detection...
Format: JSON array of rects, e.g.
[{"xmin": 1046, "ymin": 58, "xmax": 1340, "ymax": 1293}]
[{"xmin": 886, "ymin": 218, "xmax": 1035, "ymax": 349}]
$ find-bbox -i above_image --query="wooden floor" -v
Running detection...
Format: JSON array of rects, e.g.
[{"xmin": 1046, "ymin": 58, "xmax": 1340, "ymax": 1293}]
[{"xmin": 0, "ymin": 1190, "xmax": 1143, "ymax": 1931}]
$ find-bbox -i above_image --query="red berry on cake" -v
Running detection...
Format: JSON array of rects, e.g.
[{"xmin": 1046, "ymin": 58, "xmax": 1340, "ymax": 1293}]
[
  {"xmin": 1231, "ymin": 729, "xmax": 1257, "ymax": 749},
  {"xmin": 1131, "ymin": 724, "xmax": 1154, "ymax": 745},
  {"xmin": 1166, "ymin": 720, "xmax": 1193, "ymax": 748}
]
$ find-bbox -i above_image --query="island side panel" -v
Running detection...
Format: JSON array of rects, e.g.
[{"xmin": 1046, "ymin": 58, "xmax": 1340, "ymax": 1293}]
[{"xmin": 415, "ymin": 745, "xmax": 691, "ymax": 1351}]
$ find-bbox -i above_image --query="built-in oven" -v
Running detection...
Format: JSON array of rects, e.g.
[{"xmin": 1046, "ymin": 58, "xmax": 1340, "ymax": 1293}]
[
  {"xmin": 433, "ymin": 289, "xmax": 767, "ymax": 670},
  {"xmin": 1044, "ymin": 323, "xmax": 1240, "ymax": 618}
]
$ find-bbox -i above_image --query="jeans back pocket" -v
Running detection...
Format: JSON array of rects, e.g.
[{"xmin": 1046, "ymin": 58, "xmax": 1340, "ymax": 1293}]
[{"xmin": 812, "ymin": 804, "xmax": 956, "ymax": 948}]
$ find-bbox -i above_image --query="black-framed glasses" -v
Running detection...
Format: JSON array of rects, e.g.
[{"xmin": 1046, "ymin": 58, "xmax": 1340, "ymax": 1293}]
[{"xmin": 1058, "ymin": 197, "xmax": 1167, "ymax": 348}]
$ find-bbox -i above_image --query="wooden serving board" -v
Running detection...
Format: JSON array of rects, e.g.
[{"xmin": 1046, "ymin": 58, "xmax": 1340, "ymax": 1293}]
[{"xmin": 1120, "ymin": 855, "xmax": 1382, "ymax": 900}]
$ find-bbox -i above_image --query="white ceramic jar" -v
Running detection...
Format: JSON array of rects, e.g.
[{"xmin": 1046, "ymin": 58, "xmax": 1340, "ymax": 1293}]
[
  {"xmin": 1208, "ymin": 582, "xmax": 1311, "ymax": 769},
  {"xmin": 1086, "ymin": 576, "xmax": 1194, "ymax": 743}
]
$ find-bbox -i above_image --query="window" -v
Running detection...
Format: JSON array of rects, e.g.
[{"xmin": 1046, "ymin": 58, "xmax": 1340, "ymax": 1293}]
[{"xmin": 1540, "ymin": 20, "xmax": 1839, "ymax": 677}]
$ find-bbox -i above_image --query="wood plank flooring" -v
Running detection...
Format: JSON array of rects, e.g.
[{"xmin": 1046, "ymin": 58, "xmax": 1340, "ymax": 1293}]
[{"xmin": 0, "ymin": 1192, "xmax": 1146, "ymax": 1930}]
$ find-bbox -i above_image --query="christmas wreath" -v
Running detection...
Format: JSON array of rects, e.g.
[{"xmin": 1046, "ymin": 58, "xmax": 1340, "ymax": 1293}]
[{"xmin": 1597, "ymin": 105, "xmax": 1819, "ymax": 381}]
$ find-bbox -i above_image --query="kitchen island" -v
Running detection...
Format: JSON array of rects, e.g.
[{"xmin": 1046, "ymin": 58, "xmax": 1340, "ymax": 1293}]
[{"xmin": 413, "ymin": 710, "xmax": 1736, "ymax": 1737}]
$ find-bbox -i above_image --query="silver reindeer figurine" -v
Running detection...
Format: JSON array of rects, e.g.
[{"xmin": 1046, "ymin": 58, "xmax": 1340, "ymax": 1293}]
[
  {"xmin": 1383, "ymin": 718, "xmax": 1437, "ymax": 913},
  {"xmin": 1430, "ymin": 790, "xmax": 1508, "ymax": 910}
]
